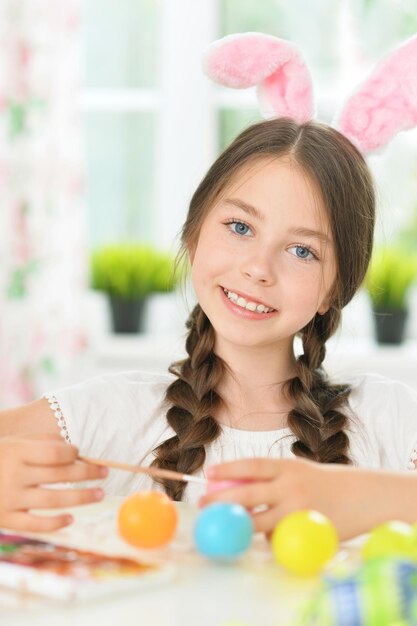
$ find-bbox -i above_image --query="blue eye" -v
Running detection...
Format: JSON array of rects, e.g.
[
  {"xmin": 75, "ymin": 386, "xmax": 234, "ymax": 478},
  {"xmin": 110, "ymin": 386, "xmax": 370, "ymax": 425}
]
[
  {"xmin": 289, "ymin": 245, "xmax": 316, "ymax": 260},
  {"xmin": 228, "ymin": 220, "xmax": 252, "ymax": 236}
]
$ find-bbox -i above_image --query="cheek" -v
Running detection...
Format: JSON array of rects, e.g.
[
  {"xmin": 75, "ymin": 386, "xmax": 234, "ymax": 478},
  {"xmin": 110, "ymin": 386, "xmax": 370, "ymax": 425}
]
[
  {"xmin": 284, "ymin": 266, "xmax": 323, "ymax": 297},
  {"xmin": 282, "ymin": 270, "xmax": 329, "ymax": 317},
  {"xmin": 280, "ymin": 307, "xmax": 316, "ymax": 333},
  {"xmin": 192, "ymin": 237, "xmax": 233, "ymax": 280},
  {"xmin": 190, "ymin": 263, "xmax": 204, "ymax": 297},
  {"xmin": 190, "ymin": 249, "xmax": 216, "ymax": 298}
]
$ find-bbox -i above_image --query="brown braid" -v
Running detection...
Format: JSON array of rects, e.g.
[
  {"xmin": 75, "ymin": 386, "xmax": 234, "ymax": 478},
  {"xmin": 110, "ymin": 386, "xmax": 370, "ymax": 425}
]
[
  {"xmin": 151, "ymin": 304, "xmax": 227, "ymax": 500},
  {"xmin": 286, "ymin": 308, "xmax": 352, "ymax": 465},
  {"xmin": 150, "ymin": 118, "xmax": 375, "ymax": 497}
]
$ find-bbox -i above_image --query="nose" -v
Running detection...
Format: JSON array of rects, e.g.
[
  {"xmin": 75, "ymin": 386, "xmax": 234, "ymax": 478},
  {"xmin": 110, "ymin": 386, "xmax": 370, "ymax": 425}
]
[{"xmin": 240, "ymin": 250, "xmax": 277, "ymax": 285}]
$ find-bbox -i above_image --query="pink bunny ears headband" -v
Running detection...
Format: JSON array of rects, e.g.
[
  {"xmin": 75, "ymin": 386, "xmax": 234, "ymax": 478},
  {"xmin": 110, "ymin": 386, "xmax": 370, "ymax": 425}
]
[{"xmin": 202, "ymin": 32, "xmax": 417, "ymax": 153}]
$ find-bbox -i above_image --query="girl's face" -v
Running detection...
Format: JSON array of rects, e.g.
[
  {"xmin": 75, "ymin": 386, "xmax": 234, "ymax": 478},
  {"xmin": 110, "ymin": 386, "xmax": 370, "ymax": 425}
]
[{"xmin": 190, "ymin": 157, "xmax": 337, "ymax": 353}]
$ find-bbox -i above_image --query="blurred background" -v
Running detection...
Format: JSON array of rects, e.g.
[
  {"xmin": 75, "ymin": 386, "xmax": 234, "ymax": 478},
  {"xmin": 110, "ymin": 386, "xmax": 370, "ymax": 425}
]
[{"xmin": 0, "ymin": 0, "xmax": 416, "ymax": 408}]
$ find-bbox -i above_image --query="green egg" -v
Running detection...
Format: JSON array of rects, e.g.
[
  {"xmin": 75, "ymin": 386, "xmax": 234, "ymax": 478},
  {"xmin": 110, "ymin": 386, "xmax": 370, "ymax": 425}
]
[{"xmin": 362, "ymin": 521, "xmax": 417, "ymax": 561}]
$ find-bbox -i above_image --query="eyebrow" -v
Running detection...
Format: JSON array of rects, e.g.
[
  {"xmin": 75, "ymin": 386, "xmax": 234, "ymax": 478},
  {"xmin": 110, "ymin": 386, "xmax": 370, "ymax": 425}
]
[
  {"xmin": 290, "ymin": 227, "xmax": 330, "ymax": 244},
  {"xmin": 224, "ymin": 198, "xmax": 265, "ymax": 221},
  {"xmin": 224, "ymin": 198, "xmax": 331, "ymax": 243}
]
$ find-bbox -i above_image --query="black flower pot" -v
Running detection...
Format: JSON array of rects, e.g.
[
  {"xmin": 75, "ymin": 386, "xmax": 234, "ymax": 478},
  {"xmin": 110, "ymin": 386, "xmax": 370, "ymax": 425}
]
[
  {"xmin": 109, "ymin": 296, "xmax": 146, "ymax": 333},
  {"xmin": 372, "ymin": 308, "xmax": 408, "ymax": 345}
]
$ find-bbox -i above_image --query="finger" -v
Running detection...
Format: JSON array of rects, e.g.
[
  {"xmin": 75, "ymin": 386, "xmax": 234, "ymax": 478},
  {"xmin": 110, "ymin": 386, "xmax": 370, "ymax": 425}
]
[
  {"xmin": 17, "ymin": 432, "xmax": 65, "ymax": 443},
  {"xmin": 251, "ymin": 505, "xmax": 287, "ymax": 534},
  {"xmin": 20, "ymin": 441, "xmax": 79, "ymax": 467},
  {"xmin": 21, "ymin": 486, "xmax": 104, "ymax": 510},
  {"xmin": 200, "ymin": 480, "xmax": 276, "ymax": 510},
  {"xmin": 207, "ymin": 457, "xmax": 283, "ymax": 481},
  {"xmin": 2, "ymin": 511, "xmax": 74, "ymax": 533},
  {"xmin": 25, "ymin": 462, "xmax": 108, "ymax": 487}
]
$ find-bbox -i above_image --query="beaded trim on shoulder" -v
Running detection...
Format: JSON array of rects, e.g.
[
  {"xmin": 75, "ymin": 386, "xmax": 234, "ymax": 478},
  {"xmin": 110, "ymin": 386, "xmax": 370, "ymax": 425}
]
[
  {"xmin": 43, "ymin": 393, "xmax": 71, "ymax": 444},
  {"xmin": 408, "ymin": 448, "xmax": 417, "ymax": 470}
]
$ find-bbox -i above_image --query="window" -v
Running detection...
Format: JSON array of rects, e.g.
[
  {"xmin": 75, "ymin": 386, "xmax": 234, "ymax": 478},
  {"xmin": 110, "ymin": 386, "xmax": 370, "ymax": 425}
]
[
  {"xmin": 81, "ymin": 0, "xmax": 160, "ymax": 247},
  {"xmin": 81, "ymin": 0, "xmax": 217, "ymax": 251},
  {"xmin": 81, "ymin": 0, "xmax": 417, "ymax": 252}
]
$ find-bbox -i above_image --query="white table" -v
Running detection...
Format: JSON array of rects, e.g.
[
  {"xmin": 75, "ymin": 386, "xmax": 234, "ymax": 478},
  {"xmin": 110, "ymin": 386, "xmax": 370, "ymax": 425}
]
[{"xmin": 1, "ymin": 498, "xmax": 328, "ymax": 626}]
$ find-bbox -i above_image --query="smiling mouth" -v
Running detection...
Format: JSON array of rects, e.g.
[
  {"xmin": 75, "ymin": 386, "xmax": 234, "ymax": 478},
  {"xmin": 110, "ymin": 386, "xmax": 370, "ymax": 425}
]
[{"xmin": 222, "ymin": 287, "xmax": 276, "ymax": 314}]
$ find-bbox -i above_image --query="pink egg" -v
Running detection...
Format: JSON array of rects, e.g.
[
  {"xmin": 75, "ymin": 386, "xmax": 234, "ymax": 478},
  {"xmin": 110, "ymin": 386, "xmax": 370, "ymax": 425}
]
[{"xmin": 206, "ymin": 479, "xmax": 250, "ymax": 494}]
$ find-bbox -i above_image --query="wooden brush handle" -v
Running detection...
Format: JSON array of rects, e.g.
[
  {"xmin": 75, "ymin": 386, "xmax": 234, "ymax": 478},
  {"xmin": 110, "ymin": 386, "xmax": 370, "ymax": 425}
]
[{"xmin": 79, "ymin": 455, "xmax": 207, "ymax": 485}]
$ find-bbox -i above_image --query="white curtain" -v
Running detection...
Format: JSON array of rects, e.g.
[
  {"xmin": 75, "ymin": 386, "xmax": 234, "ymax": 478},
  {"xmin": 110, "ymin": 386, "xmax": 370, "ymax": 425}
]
[{"xmin": 0, "ymin": 0, "xmax": 88, "ymax": 407}]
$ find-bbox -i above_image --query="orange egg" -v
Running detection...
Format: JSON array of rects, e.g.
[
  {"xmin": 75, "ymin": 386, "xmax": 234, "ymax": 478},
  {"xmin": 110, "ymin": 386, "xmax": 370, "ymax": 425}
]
[{"xmin": 118, "ymin": 491, "xmax": 178, "ymax": 549}]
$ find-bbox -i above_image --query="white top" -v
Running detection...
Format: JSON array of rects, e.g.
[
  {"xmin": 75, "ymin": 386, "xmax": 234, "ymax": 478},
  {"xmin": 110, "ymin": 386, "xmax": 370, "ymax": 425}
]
[{"xmin": 44, "ymin": 371, "xmax": 417, "ymax": 502}]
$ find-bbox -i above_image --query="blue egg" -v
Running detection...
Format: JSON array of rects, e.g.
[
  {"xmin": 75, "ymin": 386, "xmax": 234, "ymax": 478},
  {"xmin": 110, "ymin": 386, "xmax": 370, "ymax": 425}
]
[{"xmin": 194, "ymin": 502, "xmax": 253, "ymax": 560}]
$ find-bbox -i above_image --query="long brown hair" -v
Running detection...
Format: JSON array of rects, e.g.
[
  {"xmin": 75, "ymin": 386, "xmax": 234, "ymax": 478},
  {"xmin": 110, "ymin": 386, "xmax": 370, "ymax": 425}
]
[{"xmin": 151, "ymin": 118, "xmax": 375, "ymax": 499}]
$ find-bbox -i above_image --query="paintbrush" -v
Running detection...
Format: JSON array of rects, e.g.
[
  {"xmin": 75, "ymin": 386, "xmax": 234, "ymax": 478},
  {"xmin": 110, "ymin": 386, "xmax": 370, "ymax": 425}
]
[{"xmin": 79, "ymin": 456, "xmax": 208, "ymax": 486}]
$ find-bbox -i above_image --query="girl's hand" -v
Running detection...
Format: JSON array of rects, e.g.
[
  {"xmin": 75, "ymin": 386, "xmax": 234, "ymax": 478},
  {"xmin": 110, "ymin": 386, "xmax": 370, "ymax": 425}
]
[
  {"xmin": 200, "ymin": 457, "xmax": 400, "ymax": 540},
  {"xmin": 0, "ymin": 435, "xmax": 108, "ymax": 533}
]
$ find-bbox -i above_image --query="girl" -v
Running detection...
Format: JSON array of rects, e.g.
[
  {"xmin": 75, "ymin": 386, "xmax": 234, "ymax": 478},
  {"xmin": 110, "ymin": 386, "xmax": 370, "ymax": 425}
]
[
  {"xmin": 2, "ymin": 30, "xmax": 417, "ymax": 538},
  {"xmin": 1, "ymin": 116, "xmax": 417, "ymax": 540}
]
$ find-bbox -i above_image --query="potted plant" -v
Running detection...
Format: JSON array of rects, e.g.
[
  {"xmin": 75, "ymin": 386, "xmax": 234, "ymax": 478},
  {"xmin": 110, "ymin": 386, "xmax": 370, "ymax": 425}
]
[
  {"xmin": 91, "ymin": 244, "xmax": 181, "ymax": 333},
  {"xmin": 365, "ymin": 246, "xmax": 417, "ymax": 344}
]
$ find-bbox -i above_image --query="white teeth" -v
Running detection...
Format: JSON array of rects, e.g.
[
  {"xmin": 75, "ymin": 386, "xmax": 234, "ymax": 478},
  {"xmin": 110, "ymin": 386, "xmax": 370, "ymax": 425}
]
[{"xmin": 223, "ymin": 289, "xmax": 275, "ymax": 313}]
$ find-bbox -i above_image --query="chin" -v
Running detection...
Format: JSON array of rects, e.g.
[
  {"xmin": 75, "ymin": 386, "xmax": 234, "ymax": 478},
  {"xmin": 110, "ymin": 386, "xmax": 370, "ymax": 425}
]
[{"xmin": 216, "ymin": 327, "xmax": 281, "ymax": 350}]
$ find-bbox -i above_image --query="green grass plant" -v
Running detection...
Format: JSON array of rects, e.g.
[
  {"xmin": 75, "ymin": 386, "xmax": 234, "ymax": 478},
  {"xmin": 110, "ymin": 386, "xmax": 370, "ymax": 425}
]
[
  {"xmin": 365, "ymin": 246, "xmax": 417, "ymax": 310},
  {"xmin": 91, "ymin": 243, "xmax": 181, "ymax": 299}
]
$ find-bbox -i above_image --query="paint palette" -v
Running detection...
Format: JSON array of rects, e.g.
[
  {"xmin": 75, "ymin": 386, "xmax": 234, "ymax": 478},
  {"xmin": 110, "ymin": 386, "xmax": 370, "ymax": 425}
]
[{"xmin": 0, "ymin": 531, "xmax": 175, "ymax": 602}]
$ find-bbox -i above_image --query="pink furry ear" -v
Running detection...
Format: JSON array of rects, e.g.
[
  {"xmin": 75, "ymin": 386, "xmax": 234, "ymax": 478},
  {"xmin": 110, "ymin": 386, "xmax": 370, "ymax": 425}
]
[
  {"xmin": 336, "ymin": 35, "xmax": 417, "ymax": 153},
  {"xmin": 203, "ymin": 32, "xmax": 314, "ymax": 123}
]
